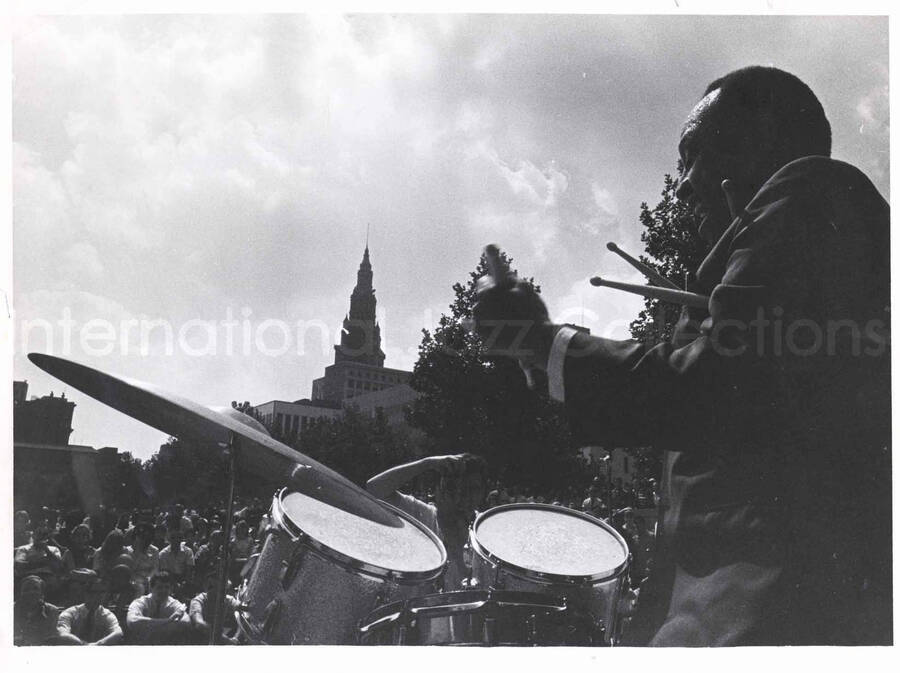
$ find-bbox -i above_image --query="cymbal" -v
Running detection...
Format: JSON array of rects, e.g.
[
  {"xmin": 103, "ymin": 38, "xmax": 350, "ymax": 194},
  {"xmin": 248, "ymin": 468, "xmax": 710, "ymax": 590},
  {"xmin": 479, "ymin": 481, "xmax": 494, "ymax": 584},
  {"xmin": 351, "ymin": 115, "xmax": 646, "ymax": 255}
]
[{"xmin": 28, "ymin": 353, "xmax": 400, "ymax": 527}]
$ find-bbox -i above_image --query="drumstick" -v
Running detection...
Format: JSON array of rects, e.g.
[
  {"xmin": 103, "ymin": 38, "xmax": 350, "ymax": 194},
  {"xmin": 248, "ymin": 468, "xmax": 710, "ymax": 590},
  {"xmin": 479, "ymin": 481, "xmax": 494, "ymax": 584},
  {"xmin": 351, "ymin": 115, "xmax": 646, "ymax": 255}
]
[
  {"xmin": 590, "ymin": 275, "xmax": 709, "ymax": 309},
  {"xmin": 606, "ymin": 242, "xmax": 680, "ymax": 290},
  {"xmin": 483, "ymin": 244, "xmax": 537, "ymax": 390}
]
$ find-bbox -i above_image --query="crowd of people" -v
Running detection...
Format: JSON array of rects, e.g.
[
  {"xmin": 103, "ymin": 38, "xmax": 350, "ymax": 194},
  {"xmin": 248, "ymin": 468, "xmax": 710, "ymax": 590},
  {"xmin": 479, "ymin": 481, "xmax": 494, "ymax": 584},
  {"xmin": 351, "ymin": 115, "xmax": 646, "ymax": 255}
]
[
  {"xmin": 13, "ymin": 498, "xmax": 271, "ymax": 645},
  {"xmin": 15, "ymin": 472, "xmax": 659, "ymax": 646}
]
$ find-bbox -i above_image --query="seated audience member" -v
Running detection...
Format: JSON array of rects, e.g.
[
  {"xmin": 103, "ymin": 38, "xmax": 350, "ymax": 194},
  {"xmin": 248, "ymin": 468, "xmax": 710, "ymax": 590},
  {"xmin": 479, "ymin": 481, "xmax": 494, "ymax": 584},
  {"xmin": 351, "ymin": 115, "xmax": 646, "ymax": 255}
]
[
  {"xmin": 194, "ymin": 530, "xmax": 224, "ymax": 580},
  {"xmin": 189, "ymin": 573, "xmax": 241, "ymax": 644},
  {"xmin": 15, "ymin": 525, "xmax": 65, "ymax": 602},
  {"xmin": 581, "ymin": 483, "xmax": 607, "ymax": 520},
  {"xmin": 54, "ymin": 573, "xmax": 123, "ymax": 646},
  {"xmin": 64, "ymin": 567, "xmax": 98, "ymax": 608},
  {"xmin": 230, "ymin": 521, "xmax": 253, "ymax": 560},
  {"xmin": 107, "ymin": 564, "xmax": 142, "ymax": 628},
  {"xmin": 62, "ymin": 524, "xmax": 96, "ymax": 575},
  {"xmin": 14, "ymin": 510, "xmax": 34, "ymax": 547},
  {"xmin": 229, "ymin": 521, "xmax": 254, "ymax": 585},
  {"xmin": 126, "ymin": 523, "xmax": 160, "ymax": 595},
  {"xmin": 93, "ymin": 529, "xmax": 126, "ymax": 580},
  {"xmin": 126, "ymin": 571, "xmax": 192, "ymax": 644},
  {"xmin": 153, "ymin": 523, "xmax": 169, "ymax": 550},
  {"xmin": 193, "ymin": 517, "xmax": 210, "ymax": 549},
  {"xmin": 14, "ymin": 575, "xmax": 61, "ymax": 646},
  {"xmin": 159, "ymin": 526, "xmax": 195, "ymax": 597},
  {"xmin": 113, "ymin": 511, "xmax": 130, "ymax": 532}
]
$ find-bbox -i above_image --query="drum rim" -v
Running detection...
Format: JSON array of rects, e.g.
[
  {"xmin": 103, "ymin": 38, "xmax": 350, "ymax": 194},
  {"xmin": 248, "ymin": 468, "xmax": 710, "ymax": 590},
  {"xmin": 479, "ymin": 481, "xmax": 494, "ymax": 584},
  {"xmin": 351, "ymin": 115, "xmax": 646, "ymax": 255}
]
[
  {"xmin": 469, "ymin": 503, "xmax": 630, "ymax": 585},
  {"xmin": 272, "ymin": 487, "xmax": 448, "ymax": 584}
]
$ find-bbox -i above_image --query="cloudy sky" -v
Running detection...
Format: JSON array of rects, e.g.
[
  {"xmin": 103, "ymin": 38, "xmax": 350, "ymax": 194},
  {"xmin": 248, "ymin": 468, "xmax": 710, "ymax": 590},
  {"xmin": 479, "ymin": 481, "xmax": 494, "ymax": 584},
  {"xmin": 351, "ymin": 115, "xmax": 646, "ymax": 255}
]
[{"xmin": 12, "ymin": 13, "xmax": 888, "ymax": 460}]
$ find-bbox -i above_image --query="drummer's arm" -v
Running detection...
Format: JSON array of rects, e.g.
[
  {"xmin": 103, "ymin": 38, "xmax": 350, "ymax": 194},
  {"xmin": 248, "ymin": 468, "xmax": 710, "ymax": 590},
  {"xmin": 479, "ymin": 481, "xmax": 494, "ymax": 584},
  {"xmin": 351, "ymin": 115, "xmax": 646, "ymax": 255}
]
[
  {"xmin": 368, "ymin": 454, "xmax": 476, "ymax": 500},
  {"xmin": 366, "ymin": 457, "xmax": 442, "ymax": 499}
]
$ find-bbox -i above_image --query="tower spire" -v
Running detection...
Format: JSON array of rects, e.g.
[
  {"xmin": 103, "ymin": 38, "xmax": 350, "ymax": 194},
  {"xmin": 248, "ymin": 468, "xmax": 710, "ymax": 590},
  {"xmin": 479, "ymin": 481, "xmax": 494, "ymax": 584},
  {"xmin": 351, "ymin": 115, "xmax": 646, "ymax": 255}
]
[{"xmin": 333, "ymin": 238, "xmax": 384, "ymax": 367}]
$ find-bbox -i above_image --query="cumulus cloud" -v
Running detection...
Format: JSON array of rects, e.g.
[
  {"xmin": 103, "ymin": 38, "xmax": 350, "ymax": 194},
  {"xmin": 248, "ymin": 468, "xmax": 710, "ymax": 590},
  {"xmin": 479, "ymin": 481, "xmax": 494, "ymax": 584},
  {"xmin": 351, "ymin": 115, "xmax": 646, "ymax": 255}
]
[{"xmin": 61, "ymin": 242, "xmax": 104, "ymax": 279}]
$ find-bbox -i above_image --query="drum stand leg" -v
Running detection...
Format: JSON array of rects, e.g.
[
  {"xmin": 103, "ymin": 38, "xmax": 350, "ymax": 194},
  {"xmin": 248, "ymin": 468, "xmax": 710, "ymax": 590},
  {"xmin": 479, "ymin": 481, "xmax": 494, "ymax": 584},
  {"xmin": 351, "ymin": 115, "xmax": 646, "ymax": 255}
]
[{"xmin": 210, "ymin": 432, "xmax": 239, "ymax": 645}]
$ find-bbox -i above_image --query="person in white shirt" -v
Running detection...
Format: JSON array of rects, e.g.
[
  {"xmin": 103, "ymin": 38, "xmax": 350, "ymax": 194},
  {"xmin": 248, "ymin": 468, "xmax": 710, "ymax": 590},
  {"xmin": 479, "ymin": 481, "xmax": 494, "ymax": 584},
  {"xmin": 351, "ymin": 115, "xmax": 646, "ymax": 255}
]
[
  {"xmin": 366, "ymin": 453, "xmax": 486, "ymax": 591},
  {"xmin": 189, "ymin": 572, "xmax": 241, "ymax": 645},
  {"xmin": 125, "ymin": 523, "xmax": 159, "ymax": 595},
  {"xmin": 125, "ymin": 571, "xmax": 191, "ymax": 644},
  {"xmin": 55, "ymin": 574, "xmax": 123, "ymax": 646},
  {"xmin": 158, "ymin": 527, "xmax": 194, "ymax": 594}
]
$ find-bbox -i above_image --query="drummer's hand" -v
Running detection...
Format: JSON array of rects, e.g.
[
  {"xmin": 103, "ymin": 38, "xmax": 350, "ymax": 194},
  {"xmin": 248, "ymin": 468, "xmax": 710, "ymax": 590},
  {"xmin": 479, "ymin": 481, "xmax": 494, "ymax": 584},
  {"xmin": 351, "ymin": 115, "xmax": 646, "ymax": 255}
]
[
  {"xmin": 168, "ymin": 610, "xmax": 185, "ymax": 622},
  {"xmin": 427, "ymin": 454, "xmax": 484, "ymax": 477},
  {"xmin": 471, "ymin": 268, "xmax": 555, "ymax": 371},
  {"xmin": 427, "ymin": 454, "xmax": 468, "ymax": 476}
]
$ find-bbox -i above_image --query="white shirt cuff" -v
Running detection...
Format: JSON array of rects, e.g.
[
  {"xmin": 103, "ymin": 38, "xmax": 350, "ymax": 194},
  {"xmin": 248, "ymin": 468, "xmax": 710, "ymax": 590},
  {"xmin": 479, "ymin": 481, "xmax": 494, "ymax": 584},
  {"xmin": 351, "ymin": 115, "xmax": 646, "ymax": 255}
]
[{"xmin": 547, "ymin": 326, "xmax": 578, "ymax": 403}]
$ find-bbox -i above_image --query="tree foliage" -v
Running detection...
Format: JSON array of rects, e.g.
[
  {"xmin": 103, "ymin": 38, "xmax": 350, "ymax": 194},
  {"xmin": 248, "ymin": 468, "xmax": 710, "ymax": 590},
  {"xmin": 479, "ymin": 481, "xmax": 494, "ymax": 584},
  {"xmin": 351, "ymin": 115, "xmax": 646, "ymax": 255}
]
[{"xmin": 629, "ymin": 172, "xmax": 708, "ymax": 344}]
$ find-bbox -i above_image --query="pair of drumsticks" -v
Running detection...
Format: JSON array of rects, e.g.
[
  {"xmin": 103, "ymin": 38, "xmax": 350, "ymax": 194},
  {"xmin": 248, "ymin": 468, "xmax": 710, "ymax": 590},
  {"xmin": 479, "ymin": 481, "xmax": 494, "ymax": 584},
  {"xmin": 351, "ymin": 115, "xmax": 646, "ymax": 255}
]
[
  {"xmin": 593, "ymin": 242, "xmax": 709, "ymax": 309},
  {"xmin": 481, "ymin": 242, "xmax": 708, "ymax": 314}
]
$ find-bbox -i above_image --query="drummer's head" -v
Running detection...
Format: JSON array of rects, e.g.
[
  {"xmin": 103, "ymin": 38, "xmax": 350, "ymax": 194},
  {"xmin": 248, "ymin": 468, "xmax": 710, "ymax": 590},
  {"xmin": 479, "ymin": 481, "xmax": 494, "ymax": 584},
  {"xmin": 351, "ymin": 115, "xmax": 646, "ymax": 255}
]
[
  {"xmin": 436, "ymin": 456, "xmax": 486, "ymax": 516},
  {"xmin": 677, "ymin": 66, "xmax": 830, "ymax": 245}
]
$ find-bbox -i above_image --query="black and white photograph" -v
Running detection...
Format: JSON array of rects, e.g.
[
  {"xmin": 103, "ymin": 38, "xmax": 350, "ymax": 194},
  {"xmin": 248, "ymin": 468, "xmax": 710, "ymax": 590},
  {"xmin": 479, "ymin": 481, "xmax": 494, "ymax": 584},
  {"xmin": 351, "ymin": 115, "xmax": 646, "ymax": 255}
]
[{"xmin": 4, "ymin": 2, "xmax": 893, "ymax": 660}]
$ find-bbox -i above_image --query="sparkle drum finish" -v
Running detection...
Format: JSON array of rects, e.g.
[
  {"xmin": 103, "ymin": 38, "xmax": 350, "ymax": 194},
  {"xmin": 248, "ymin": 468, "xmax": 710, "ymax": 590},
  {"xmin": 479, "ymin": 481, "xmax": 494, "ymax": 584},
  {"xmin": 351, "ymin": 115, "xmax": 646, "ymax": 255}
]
[
  {"xmin": 468, "ymin": 504, "xmax": 631, "ymax": 645},
  {"xmin": 237, "ymin": 488, "xmax": 446, "ymax": 645},
  {"xmin": 358, "ymin": 589, "xmax": 585, "ymax": 646}
]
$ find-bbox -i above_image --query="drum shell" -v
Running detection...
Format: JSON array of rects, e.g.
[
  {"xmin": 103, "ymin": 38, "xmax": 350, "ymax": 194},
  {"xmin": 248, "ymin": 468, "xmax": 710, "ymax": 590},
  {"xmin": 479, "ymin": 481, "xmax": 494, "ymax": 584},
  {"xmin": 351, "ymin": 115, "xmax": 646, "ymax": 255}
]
[
  {"xmin": 468, "ymin": 505, "xmax": 630, "ymax": 645},
  {"xmin": 239, "ymin": 492, "xmax": 445, "ymax": 645}
]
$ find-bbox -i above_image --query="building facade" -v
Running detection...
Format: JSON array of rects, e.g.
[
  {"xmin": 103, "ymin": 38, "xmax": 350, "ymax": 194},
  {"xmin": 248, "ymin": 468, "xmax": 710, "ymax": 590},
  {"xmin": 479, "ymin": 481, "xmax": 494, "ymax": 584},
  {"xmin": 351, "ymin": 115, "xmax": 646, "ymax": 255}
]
[
  {"xmin": 253, "ymin": 398, "xmax": 344, "ymax": 440},
  {"xmin": 13, "ymin": 381, "xmax": 117, "ymax": 514},
  {"xmin": 255, "ymin": 244, "xmax": 419, "ymax": 437},
  {"xmin": 13, "ymin": 381, "xmax": 76, "ymax": 447}
]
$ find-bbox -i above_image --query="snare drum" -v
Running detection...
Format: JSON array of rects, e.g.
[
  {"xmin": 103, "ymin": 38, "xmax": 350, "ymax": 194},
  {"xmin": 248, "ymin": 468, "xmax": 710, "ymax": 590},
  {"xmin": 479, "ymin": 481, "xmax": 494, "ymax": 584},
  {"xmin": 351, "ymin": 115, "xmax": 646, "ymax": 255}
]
[
  {"xmin": 237, "ymin": 488, "xmax": 446, "ymax": 645},
  {"xmin": 358, "ymin": 589, "xmax": 589, "ymax": 646},
  {"xmin": 469, "ymin": 504, "xmax": 630, "ymax": 645}
]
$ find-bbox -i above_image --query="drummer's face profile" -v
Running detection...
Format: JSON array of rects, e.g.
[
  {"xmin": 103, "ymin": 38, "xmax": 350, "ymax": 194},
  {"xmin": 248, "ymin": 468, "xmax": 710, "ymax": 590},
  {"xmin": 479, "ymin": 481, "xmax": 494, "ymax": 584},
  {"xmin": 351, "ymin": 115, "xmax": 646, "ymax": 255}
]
[{"xmin": 676, "ymin": 89, "xmax": 737, "ymax": 245}]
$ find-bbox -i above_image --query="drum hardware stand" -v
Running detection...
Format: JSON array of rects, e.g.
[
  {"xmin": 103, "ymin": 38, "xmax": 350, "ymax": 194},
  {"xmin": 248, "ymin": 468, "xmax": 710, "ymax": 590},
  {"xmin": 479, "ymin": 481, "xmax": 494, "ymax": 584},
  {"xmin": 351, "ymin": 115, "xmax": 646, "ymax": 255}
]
[
  {"xmin": 210, "ymin": 431, "xmax": 239, "ymax": 645},
  {"xmin": 482, "ymin": 590, "xmax": 499, "ymax": 646},
  {"xmin": 525, "ymin": 613, "xmax": 538, "ymax": 645},
  {"xmin": 491, "ymin": 564, "xmax": 506, "ymax": 590},
  {"xmin": 396, "ymin": 603, "xmax": 413, "ymax": 645}
]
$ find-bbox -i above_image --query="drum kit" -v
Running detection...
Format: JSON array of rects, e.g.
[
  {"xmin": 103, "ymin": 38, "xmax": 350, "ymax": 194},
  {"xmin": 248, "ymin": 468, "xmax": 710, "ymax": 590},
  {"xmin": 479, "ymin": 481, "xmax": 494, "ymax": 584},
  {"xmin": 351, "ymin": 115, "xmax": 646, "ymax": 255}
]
[{"xmin": 29, "ymin": 352, "xmax": 634, "ymax": 646}]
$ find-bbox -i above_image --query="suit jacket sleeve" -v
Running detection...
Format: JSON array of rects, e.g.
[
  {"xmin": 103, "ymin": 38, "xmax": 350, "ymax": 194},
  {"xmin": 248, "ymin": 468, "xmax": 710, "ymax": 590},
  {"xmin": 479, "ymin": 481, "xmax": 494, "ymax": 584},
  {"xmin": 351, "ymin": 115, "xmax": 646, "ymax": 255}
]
[{"xmin": 560, "ymin": 157, "xmax": 889, "ymax": 451}]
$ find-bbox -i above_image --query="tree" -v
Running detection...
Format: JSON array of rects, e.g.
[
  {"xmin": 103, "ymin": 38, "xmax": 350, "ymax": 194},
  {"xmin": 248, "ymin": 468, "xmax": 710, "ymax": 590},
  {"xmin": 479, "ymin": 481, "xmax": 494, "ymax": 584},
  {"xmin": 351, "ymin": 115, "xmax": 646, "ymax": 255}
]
[
  {"xmin": 629, "ymin": 171, "xmax": 708, "ymax": 344},
  {"xmin": 408, "ymin": 251, "xmax": 588, "ymax": 494},
  {"xmin": 280, "ymin": 409, "xmax": 423, "ymax": 486}
]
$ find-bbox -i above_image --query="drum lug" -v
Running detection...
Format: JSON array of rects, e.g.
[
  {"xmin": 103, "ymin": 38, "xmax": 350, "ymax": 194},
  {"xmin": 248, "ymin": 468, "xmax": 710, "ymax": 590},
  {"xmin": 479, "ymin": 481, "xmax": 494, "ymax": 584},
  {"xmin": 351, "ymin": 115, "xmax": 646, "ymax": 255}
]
[
  {"xmin": 281, "ymin": 546, "xmax": 307, "ymax": 590},
  {"xmin": 374, "ymin": 573, "xmax": 397, "ymax": 608},
  {"xmin": 262, "ymin": 597, "xmax": 282, "ymax": 643}
]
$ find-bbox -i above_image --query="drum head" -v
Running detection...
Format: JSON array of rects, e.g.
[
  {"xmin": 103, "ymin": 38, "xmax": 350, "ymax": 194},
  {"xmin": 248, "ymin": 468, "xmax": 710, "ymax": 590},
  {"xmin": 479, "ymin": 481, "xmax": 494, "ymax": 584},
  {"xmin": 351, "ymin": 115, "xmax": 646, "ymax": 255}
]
[
  {"xmin": 279, "ymin": 490, "xmax": 445, "ymax": 577},
  {"xmin": 471, "ymin": 504, "xmax": 628, "ymax": 581}
]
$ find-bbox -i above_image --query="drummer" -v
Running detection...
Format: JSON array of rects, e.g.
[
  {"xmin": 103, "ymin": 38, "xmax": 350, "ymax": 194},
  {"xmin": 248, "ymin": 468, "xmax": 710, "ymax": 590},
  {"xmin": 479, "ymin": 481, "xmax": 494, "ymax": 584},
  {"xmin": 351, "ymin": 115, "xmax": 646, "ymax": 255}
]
[{"xmin": 366, "ymin": 454, "xmax": 486, "ymax": 590}]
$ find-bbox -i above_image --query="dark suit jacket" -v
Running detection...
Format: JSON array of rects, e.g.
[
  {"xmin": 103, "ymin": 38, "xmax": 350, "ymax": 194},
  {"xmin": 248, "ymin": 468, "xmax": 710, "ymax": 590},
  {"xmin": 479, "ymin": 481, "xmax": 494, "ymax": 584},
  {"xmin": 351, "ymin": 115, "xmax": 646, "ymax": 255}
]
[{"xmin": 561, "ymin": 157, "xmax": 891, "ymax": 645}]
